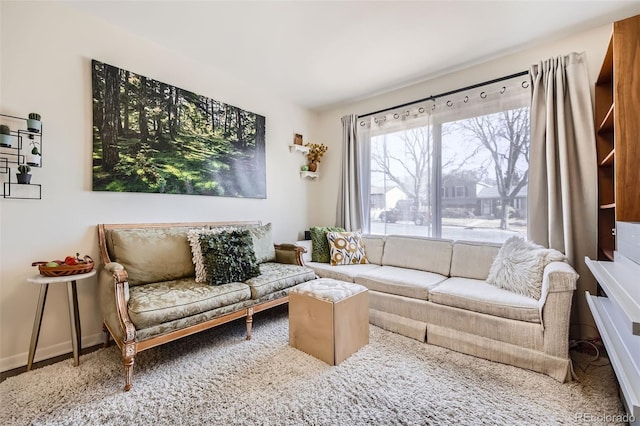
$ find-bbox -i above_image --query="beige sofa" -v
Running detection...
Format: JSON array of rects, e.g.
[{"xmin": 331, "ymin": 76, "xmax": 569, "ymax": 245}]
[
  {"xmin": 298, "ymin": 234, "xmax": 578, "ymax": 382},
  {"xmin": 97, "ymin": 221, "xmax": 315, "ymax": 391}
]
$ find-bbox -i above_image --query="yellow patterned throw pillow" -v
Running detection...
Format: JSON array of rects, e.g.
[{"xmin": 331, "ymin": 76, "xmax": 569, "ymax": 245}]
[{"xmin": 326, "ymin": 231, "xmax": 369, "ymax": 266}]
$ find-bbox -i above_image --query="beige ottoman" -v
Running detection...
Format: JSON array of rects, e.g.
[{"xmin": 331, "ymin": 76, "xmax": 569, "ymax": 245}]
[{"xmin": 289, "ymin": 278, "xmax": 369, "ymax": 365}]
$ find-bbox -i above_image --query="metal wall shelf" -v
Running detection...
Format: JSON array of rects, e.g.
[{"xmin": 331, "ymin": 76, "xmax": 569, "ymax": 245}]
[{"xmin": 0, "ymin": 113, "xmax": 43, "ymax": 200}]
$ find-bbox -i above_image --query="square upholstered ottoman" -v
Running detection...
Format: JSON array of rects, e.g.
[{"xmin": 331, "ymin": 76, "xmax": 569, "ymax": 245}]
[{"xmin": 289, "ymin": 278, "xmax": 369, "ymax": 365}]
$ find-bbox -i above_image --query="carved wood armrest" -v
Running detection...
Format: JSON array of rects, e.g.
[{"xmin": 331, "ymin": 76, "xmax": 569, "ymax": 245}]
[
  {"xmin": 100, "ymin": 262, "xmax": 136, "ymax": 345},
  {"xmin": 104, "ymin": 262, "xmax": 129, "ymax": 284}
]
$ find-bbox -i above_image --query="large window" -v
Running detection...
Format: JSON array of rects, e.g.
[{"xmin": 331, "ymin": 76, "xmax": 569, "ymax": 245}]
[{"xmin": 362, "ymin": 76, "xmax": 530, "ymax": 243}]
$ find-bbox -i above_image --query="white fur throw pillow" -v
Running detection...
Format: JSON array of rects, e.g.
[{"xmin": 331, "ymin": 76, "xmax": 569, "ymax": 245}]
[{"xmin": 486, "ymin": 236, "xmax": 566, "ymax": 300}]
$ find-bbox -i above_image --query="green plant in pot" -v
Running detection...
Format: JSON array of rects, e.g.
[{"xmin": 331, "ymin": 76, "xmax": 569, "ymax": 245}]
[
  {"xmin": 27, "ymin": 139, "xmax": 41, "ymax": 166},
  {"xmin": 16, "ymin": 164, "xmax": 32, "ymax": 184},
  {"xmin": 27, "ymin": 113, "xmax": 41, "ymax": 133},
  {"xmin": 0, "ymin": 124, "xmax": 12, "ymax": 148}
]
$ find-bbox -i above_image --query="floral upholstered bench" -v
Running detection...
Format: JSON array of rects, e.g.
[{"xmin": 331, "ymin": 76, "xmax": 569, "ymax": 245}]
[{"xmin": 97, "ymin": 221, "xmax": 315, "ymax": 391}]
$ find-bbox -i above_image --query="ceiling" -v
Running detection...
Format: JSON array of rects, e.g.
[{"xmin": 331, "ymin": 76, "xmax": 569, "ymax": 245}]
[{"xmin": 66, "ymin": 1, "xmax": 640, "ymax": 111}]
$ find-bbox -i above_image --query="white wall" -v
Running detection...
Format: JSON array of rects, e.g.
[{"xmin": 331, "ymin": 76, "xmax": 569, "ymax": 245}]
[{"xmin": 0, "ymin": 1, "xmax": 317, "ymax": 370}]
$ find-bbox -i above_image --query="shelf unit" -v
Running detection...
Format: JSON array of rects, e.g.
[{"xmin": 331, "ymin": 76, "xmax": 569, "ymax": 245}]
[
  {"xmin": 289, "ymin": 144, "xmax": 318, "ymax": 179},
  {"xmin": 586, "ymin": 256, "xmax": 640, "ymax": 336},
  {"xmin": 585, "ymin": 252, "xmax": 640, "ymax": 423},
  {"xmin": 299, "ymin": 171, "xmax": 319, "ymax": 179},
  {"xmin": 289, "ymin": 144, "xmax": 309, "ymax": 154},
  {"xmin": 0, "ymin": 113, "xmax": 43, "ymax": 199},
  {"xmin": 594, "ymin": 14, "xmax": 640, "ymax": 260},
  {"xmin": 587, "ymin": 14, "xmax": 640, "ymax": 426}
]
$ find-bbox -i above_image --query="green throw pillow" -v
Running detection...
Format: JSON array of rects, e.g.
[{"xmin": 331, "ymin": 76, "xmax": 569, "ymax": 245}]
[
  {"xmin": 310, "ymin": 226, "xmax": 346, "ymax": 263},
  {"xmin": 199, "ymin": 229, "xmax": 261, "ymax": 285}
]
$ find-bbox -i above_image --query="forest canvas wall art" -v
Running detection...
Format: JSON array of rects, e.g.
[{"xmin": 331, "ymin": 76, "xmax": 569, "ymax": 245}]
[{"xmin": 91, "ymin": 60, "xmax": 266, "ymax": 198}]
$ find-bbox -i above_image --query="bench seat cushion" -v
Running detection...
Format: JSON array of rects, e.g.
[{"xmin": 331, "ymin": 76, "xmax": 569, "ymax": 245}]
[
  {"xmin": 355, "ymin": 266, "xmax": 448, "ymax": 300},
  {"xmin": 128, "ymin": 279, "xmax": 251, "ymax": 329},
  {"xmin": 429, "ymin": 277, "xmax": 541, "ymax": 323},
  {"xmin": 306, "ymin": 262, "xmax": 382, "ymax": 283},
  {"xmin": 244, "ymin": 262, "xmax": 316, "ymax": 299}
]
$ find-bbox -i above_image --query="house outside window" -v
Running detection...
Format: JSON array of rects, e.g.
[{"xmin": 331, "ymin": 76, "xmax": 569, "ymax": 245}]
[{"xmin": 358, "ymin": 76, "xmax": 530, "ymax": 244}]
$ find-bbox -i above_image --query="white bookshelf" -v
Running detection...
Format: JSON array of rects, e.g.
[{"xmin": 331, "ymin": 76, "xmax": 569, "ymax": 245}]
[
  {"xmin": 585, "ymin": 255, "xmax": 640, "ymax": 335},
  {"xmin": 585, "ymin": 250, "xmax": 640, "ymax": 424}
]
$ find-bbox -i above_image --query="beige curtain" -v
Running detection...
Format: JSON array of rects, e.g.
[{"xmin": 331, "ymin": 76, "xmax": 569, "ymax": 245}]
[
  {"xmin": 529, "ymin": 52, "xmax": 598, "ymax": 340},
  {"xmin": 336, "ymin": 114, "xmax": 368, "ymax": 231}
]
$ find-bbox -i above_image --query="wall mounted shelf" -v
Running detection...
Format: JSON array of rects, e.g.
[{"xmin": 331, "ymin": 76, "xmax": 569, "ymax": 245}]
[
  {"xmin": 3, "ymin": 180, "xmax": 42, "ymax": 199},
  {"xmin": 289, "ymin": 144, "xmax": 310, "ymax": 154},
  {"xmin": 300, "ymin": 171, "xmax": 319, "ymax": 179},
  {"xmin": 0, "ymin": 113, "xmax": 43, "ymax": 200},
  {"xmin": 290, "ymin": 143, "xmax": 317, "ymax": 178}
]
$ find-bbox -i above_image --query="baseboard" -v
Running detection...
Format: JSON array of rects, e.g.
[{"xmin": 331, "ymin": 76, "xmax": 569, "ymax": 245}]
[{"xmin": 0, "ymin": 332, "xmax": 104, "ymax": 372}]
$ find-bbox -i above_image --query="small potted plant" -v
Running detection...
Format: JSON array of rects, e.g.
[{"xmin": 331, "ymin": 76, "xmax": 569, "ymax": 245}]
[
  {"xmin": 306, "ymin": 143, "xmax": 328, "ymax": 172},
  {"xmin": 0, "ymin": 124, "xmax": 12, "ymax": 148},
  {"xmin": 27, "ymin": 113, "xmax": 41, "ymax": 133},
  {"xmin": 16, "ymin": 164, "xmax": 32, "ymax": 184},
  {"xmin": 27, "ymin": 139, "xmax": 41, "ymax": 166}
]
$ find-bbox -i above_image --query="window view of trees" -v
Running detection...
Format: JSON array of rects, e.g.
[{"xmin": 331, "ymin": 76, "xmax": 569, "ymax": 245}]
[
  {"xmin": 369, "ymin": 106, "xmax": 530, "ymax": 243},
  {"xmin": 92, "ymin": 60, "xmax": 266, "ymax": 198},
  {"xmin": 371, "ymin": 127, "xmax": 434, "ymax": 224}
]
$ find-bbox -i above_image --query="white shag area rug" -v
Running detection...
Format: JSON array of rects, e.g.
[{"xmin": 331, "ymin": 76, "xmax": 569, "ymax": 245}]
[{"xmin": 0, "ymin": 307, "xmax": 626, "ymax": 425}]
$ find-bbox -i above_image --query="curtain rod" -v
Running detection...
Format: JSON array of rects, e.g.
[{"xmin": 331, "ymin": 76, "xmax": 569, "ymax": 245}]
[{"xmin": 357, "ymin": 70, "xmax": 529, "ymax": 119}]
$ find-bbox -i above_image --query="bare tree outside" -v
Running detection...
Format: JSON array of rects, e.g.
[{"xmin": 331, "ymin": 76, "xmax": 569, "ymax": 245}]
[
  {"xmin": 368, "ymin": 105, "xmax": 530, "ymax": 242},
  {"xmin": 451, "ymin": 107, "xmax": 530, "ymax": 230},
  {"xmin": 371, "ymin": 127, "xmax": 433, "ymax": 212}
]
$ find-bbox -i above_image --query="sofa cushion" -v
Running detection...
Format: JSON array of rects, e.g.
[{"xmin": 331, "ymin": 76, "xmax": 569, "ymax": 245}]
[
  {"xmin": 361, "ymin": 235, "xmax": 385, "ymax": 265},
  {"xmin": 298, "ymin": 236, "xmax": 384, "ymax": 266},
  {"xmin": 188, "ymin": 223, "xmax": 275, "ymax": 283},
  {"xmin": 188, "ymin": 226, "xmax": 237, "ymax": 283},
  {"xmin": 200, "ymin": 229, "xmax": 261, "ymax": 286},
  {"xmin": 128, "ymin": 279, "xmax": 252, "ymax": 329},
  {"xmin": 429, "ymin": 277, "xmax": 541, "ymax": 323},
  {"xmin": 486, "ymin": 236, "xmax": 566, "ymax": 300},
  {"xmin": 450, "ymin": 240, "xmax": 502, "ymax": 280},
  {"xmin": 310, "ymin": 226, "xmax": 345, "ymax": 263},
  {"xmin": 110, "ymin": 227, "xmax": 196, "ymax": 286},
  {"xmin": 382, "ymin": 236, "xmax": 453, "ymax": 276},
  {"xmin": 248, "ymin": 223, "xmax": 276, "ymax": 264},
  {"xmin": 355, "ymin": 266, "xmax": 448, "ymax": 300},
  {"xmin": 327, "ymin": 231, "xmax": 369, "ymax": 266},
  {"xmin": 244, "ymin": 262, "xmax": 316, "ymax": 299},
  {"xmin": 307, "ymin": 261, "xmax": 382, "ymax": 283}
]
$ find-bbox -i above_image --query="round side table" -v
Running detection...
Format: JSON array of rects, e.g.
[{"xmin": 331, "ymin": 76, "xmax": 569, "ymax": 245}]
[{"xmin": 26, "ymin": 269, "xmax": 97, "ymax": 371}]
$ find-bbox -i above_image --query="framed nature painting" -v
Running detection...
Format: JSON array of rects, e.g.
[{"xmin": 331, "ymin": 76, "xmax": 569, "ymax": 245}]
[{"xmin": 91, "ymin": 60, "xmax": 266, "ymax": 198}]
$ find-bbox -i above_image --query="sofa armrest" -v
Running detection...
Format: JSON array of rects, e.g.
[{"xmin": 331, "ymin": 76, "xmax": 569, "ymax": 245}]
[
  {"xmin": 543, "ymin": 261, "xmax": 579, "ymax": 293},
  {"xmin": 539, "ymin": 261, "xmax": 578, "ymax": 360},
  {"xmin": 274, "ymin": 244, "xmax": 306, "ymax": 266},
  {"xmin": 295, "ymin": 240, "xmax": 313, "ymax": 264},
  {"xmin": 98, "ymin": 262, "xmax": 136, "ymax": 345},
  {"xmin": 104, "ymin": 262, "xmax": 128, "ymax": 283}
]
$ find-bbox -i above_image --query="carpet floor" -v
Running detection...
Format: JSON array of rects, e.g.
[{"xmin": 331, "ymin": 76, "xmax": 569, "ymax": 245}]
[{"xmin": 0, "ymin": 306, "xmax": 626, "ymax": 425}]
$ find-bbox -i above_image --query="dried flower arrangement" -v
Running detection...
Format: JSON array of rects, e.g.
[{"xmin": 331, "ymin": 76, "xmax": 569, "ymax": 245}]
[{"xmin": 306, "ymin": 143, "xmax": 328, "ymax": 164}]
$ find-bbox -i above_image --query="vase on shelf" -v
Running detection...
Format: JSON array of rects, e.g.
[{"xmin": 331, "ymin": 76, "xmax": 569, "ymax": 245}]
[{"xmin": 308, "ymin": 161, "xmax": 318, "ymax": 173}]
